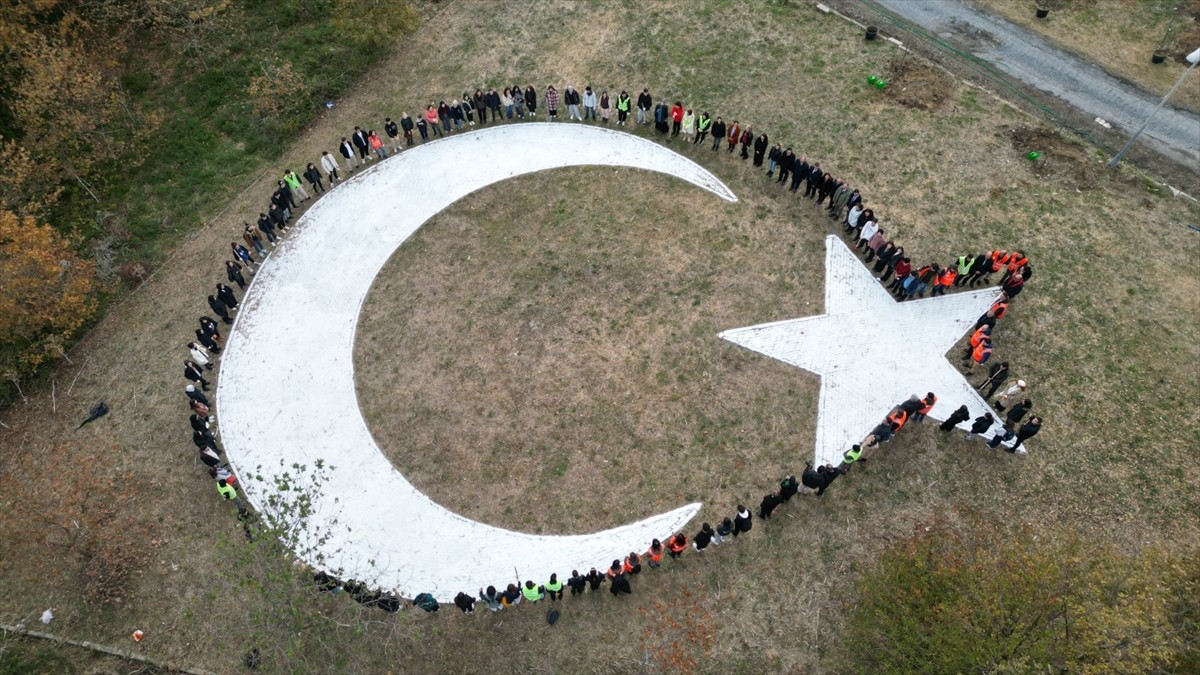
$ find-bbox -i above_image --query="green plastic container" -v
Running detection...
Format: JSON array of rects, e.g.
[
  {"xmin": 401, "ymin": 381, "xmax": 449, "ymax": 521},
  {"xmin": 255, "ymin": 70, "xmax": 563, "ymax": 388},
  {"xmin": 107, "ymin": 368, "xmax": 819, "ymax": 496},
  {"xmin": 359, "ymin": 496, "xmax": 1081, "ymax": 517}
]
[
  {"xmin": 1026, "ymin": 151, "xmax": 1041, "ymax": 161},
  {"xmin": 867, "ymin": 75, "xmax": 879, "ymax": 85},
  {"xmin": 874, "ymin": 79, "xmax": 887, "ymax": 90}
]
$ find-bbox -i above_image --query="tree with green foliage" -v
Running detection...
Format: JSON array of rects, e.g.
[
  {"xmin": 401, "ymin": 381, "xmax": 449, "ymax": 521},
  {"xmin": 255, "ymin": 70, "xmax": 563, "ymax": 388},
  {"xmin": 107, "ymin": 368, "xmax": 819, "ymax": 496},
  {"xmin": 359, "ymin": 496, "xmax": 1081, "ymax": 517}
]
[{"xmin": 843, "ymin": 518, "xmax": 1194, "ymax": 674}]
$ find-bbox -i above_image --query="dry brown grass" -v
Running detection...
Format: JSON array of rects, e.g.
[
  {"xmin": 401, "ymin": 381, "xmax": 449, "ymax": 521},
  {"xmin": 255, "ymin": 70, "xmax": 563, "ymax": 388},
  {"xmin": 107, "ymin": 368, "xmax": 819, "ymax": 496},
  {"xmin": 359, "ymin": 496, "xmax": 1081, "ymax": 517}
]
[
  {"xmin": 978, "ymin": 0, "xmax": 1200, "ymax": 113},
  {"xmin": 0, "ymin": 0, "xmax": 1197, "ymax": 672}
]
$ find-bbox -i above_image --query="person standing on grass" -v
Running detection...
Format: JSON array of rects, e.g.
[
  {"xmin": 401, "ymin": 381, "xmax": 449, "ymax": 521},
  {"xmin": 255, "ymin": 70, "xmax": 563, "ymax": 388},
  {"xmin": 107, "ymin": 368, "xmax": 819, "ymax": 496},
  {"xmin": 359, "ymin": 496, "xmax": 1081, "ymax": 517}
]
[
  {"xmin": 695, "ymin": 111, "xmax": 711, "ymax": 145},
  {"xmin": 995, "ymin": 379, "xmax": 1028, "ymax": 411},
  {"xmin": 693, "ymin": 523, "xmax": 714, "ymax": 552},
  {"xmin": 208, "ymin": 295, "xmax": 233, "ymax": 324},
  {"xmin": 194, "ymin": 328, "xmax": 220, "ymax": 354},
  {"xmin": 623, "ymin": 552, "xmax": 642, "ymax": 575},
  {"xmin": 758, "ymin": 491, "xmax": 782, "ymax": 520},
  {"xmin": 670, "ymin": 101, "xmax": 684, "ymax": 136},
  {"xmin": 969, "ymin": 336, "xmax": 993, "ymax": 369},
  {"xmin": 732, "ymin": 505, "xmax": 753, "ymax": 537},
  {"xmin": 715, "ymin": 517, "xmax": 733, "ymax": 543},
  {"xmin": 217, "ymin": 478, "xmax": 249, "ymax": 517},
  {"xmin": 479, "ymin": 585, "xmax": 503, "ymax": 611},
  {"xmin": 965, "ymin": 412, "xmax": 995, "ymax": 441},
  {"xmin": 599, "ymin": 91, "xmax": 611, "ymax": 123},
  {"xmin": 415, "ymin": 114, "xmax": 429, "ymax": 142},
  {"xmin": 545, "ymin": 573, "xmax": 564, "ymax": 600},
  {"xmin": 320, "ymin": 151, "xmax": 341, "ymax": 185},
  {"xmin": 368, "ymin": 130, "xmax": 387, "ymax": 159},
  {"xmin": 752, "ymin": 132, "xmax": 769, "ymax": 167},
  {"xmin": 636, "ymin": 88, "xmax": 652, "ymax": 124},
  {"xmin": 384, "ymin": 117, "xmax": 400, "ymax": 152},
  {"xmin": 857, "ymin": 217, "xmax": 880, "ymax": 252},
  {"xmin": 1004, "ymin": 399, "xmax": 1032, "ymax": 429},
  {"xmin": 256, "ymin": 213, "xmax": 277, "ymax": 244},
  {"xmin": 582, "ymin": 86, "xmax": 596, "ymax": 120},
  {"xmin": 646, "ymin": 540, "xmax": 665, "ymax": 569},
  {"xmin": 779, "ymin": 474, "xmax": 800, "ymax": 502},
  {"xmin": 739, "ymin": 126, "xmax": 753, "ymax": 159},
  {"xmin": 188, "ymin": 341, "xmax": 213, "ymax": 370},
  {"xmin": 437, "ymin": 101, "xmax": 452, "ymax": 135},
  {"xmin": 710, "ymin": 116, "xmax": 726, "ymax": 151},
  {"xmin": 283, "ymin": 169, "xmax": 309, "ymax": 202},
  {"xmin": 198, "ymin": 315, "xmax": 222, "ymax": 340},
  {"xmin": 512, "ymin": 86, "xmax": 525, "ymax": 119},
  {"xmin": 184, "ymin": 359, "xmax": 210, "ymax": 391},
  {"xmin": 226, "ymin": 259, "xmax": 248, "ymax": 289},
  {"xmin": 777, "ymin": 148, "xmax": 795, "ymax": 185},
  {"xmin": 453, "ymin": 592, "xmax": 475, "ymax": 614},
  {"xmin": 500, "ymin": 88, "xmax": 514, "ymax": 119},
  {"xmin": 1009, "ymin": 416, "xmax": 1041, "ymax": 452},
  {"xmin": 913, "ymin": 392, "xmax": 937, "ymax": 423},
  {"xmin": 185, "ymin": 384, "xmax": 209, "ymax": 407},
  {"xmin": 352, "ymin": 126, "xmax": 371, "ymax": 160},
  {"xmin": 499, "ymin": 584, "xmax": 521, "ymax": 607},
  {"xmin": 424, "ymin": 105, "xmax": 442, "ymax": 138},
  {"xmin": 339, "ymin": 137, "xmax": 358, "ymax": 172},
  {"xmin": 485, "ymin": 88, "xmax": 502, "ymax": 121},
  {"xmin": 303, "ymin": 163, "xmax": 324, "ymax": 195},
  {"xmin": 521, "ymin": 580, "xmax": 544, "ymax": 604},
  {"xmin": 802, "ymin": 462, "xmax": 823, "ymax": 493},
  {"xmin": 400, "ymin": 113, "xmax": 415, "ymax": 146},
  {"xmin": 567, "ymin": 571, "xmax": 586, "ymax": 596},
  {"xmin": 939, "ymin": 404, "xmax": 971, "ymax": 432},
  {"xmin": 978, "ymin": 362, "xmax": 1010, "ymax": 399},
  {"xmin": 666, "ymin": 532, "xmax": 688, "ymax": 558},
  {"xmin": 585, "ymin": 567, "xmax": 605, "ymax": 592},
  {"xmin": 545, "ymin": 85, "xmax": 559, "ymax": 121},
  {"xmin": 216, "ymin": 283, "xmax": 238, "ymax": 312},
  {"xmin": 524, "ymin": 85, "xmax": 537, "ymax": 118},
  {"xmin": 682, "ymin": 109, "xmax": 696, "ymax": 143},
  {"xmin": 827, "ymin": 182, "xmax": 851, "ymax": 217},
  {"xmin": 609, "ymin": 570, "xmax": 632, "ymax": 596}
]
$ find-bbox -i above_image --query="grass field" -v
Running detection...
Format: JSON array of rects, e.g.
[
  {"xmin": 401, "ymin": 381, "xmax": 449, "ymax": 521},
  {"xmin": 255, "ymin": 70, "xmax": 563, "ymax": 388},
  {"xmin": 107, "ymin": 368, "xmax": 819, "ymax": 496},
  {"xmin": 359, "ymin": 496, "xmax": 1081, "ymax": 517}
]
[{"xmin": 1, "ymin": 1, "xmax": 1198, "ymax": 672}]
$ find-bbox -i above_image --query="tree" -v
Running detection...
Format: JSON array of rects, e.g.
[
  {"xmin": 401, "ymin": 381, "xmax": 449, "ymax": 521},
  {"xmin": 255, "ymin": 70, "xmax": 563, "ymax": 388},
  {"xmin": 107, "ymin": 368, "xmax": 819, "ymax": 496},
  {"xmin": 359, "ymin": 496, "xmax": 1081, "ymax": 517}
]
[
  {"xmin": 842, "ymin": 518, "xmax": 1192, "ymax": 674},
  {"xmin": 0, "ymin": 210, "xmax": 97, "ymax": 379}
]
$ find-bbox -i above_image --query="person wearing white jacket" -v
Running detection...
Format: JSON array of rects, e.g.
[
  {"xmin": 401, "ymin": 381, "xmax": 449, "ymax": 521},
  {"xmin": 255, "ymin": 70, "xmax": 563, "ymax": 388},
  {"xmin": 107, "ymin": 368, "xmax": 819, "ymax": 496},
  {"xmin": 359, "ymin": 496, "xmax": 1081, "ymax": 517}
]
[
  {"xmin": 320, "ymin": 151, "xmax": 340, "ymax": 185},
  {"xmin": 857, "ymin": 218, "xmax": 879, "ymax": 252},
  {"xmin": 995, "ymin": 380, "xmax": 1028, "ymax": 412},
  {"xmin": 188, "ymin": 341, "xmax": 213, "ymax": 370}
]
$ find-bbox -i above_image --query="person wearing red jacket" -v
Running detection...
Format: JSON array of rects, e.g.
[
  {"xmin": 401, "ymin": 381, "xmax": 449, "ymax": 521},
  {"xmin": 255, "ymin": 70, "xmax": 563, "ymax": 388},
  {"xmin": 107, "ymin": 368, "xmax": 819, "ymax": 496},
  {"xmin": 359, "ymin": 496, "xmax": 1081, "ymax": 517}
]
[
  {"xmin": 726, "ymin": 120, "xmax": 741, "ymax": 153},
  {"xmin": 669, "ymin": 101, "xmax": 684, "ymax": 136}
]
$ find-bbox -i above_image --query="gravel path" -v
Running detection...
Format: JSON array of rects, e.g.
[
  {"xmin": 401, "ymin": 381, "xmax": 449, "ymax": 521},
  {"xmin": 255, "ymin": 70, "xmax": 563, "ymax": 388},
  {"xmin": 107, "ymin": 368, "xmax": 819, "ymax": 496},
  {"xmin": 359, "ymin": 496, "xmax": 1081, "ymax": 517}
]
[{"xmin": 869, "ymin": 0, "xmax": 1200, "ymax": 169}]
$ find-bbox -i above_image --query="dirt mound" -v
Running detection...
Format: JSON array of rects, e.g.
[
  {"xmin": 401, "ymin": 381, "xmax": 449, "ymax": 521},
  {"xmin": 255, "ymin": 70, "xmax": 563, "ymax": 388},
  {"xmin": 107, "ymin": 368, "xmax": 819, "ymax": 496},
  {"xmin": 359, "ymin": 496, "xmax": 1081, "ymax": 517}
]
[
  {"xmin": 1005, "ymin": 125, "xmax": 1102, "ymax": 190},
  {"xmin": 883, "ymin": 56, "xmax": 954, "ymax": 111}
]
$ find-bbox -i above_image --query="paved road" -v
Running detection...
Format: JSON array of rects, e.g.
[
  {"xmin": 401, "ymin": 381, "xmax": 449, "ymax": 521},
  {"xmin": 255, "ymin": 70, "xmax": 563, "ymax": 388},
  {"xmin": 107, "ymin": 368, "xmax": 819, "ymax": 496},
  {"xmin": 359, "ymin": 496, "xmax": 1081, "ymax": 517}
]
[{"xmin": 869, "ymin": 0, "xmax": 1200, "ymax": 169}]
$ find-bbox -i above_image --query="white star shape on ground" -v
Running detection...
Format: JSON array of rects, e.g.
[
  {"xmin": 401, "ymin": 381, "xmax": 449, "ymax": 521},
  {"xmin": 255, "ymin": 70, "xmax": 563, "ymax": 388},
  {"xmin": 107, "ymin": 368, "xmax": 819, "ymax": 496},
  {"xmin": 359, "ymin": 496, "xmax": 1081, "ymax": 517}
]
[{"xmin": 720, "ymin": 235, "xmax": 1006, "ymax": 467}]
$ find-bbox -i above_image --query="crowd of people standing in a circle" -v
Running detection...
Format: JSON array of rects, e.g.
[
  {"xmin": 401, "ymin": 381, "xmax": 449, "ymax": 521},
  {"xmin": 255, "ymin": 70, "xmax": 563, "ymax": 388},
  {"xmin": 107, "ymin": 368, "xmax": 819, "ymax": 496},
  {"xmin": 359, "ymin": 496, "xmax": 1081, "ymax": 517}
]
[{"xmin": 176, "ymin": 80, "xmax": 1043, "ymax": 616}]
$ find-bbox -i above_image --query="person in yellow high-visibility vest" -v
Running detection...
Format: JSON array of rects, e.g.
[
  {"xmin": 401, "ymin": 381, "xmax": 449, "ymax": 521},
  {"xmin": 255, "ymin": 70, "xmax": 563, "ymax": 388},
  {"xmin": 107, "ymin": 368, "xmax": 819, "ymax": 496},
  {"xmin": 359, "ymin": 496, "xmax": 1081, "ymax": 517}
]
[
  {"xmin": 521, "ymin": 580, "xmax": 544, "ymax": 603},
  {"xmin": 544, "ymin": 573, "xmax": 563, "ymax": 601}
]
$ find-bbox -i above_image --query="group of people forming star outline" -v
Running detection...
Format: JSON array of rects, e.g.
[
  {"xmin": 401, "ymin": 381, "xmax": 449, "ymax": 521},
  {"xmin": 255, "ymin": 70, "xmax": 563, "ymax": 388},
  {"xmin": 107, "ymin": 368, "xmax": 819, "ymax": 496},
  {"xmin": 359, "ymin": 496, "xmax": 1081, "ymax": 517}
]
[{"xmin": 173, "ymin": 80, "xmax": 1045, "ymax": 615}]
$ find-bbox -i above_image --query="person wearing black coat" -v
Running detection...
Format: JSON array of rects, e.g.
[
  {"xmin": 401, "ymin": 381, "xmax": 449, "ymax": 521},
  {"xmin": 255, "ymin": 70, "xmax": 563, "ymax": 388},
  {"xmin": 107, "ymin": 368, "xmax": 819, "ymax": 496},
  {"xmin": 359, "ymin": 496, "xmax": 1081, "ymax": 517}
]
[
  {"xmin": 190, "ymin": 413, "xmax": 211, "ymax": 433},
  {"xmin": 753, "ymin": 134, "xmax": 769, "ymax": 167},
  {"xmin": 791, "ymin": 158, "xmax": 809, "ymax": 192},
  {"xmin": 184, "ymin": 360, "xmax": 210, "ymax": 390},
  {"xmin": 185, "ymin": 384, "xmax": 209, "ymax": 407},
  {"xmin": 965, "ymin": 413, "xmax": 994, "ymax": 440},
  {"xmin": 805, "ymin": 163, "xmax": 823, "ymax": 198},
  {"xmin": 939, "ymin": 404, "xmax": 971, "ymax": 431},
  {"xmin": 1005, "ymin": 399, "xmax": 1032, "ymax": 429},
  {"xmin": 484, "ymin": 88, "xmax": 502, "ymax": 121},
  {"xmin": 978, "ymin": 362, "xmax": 1010, "ymax": 399},
  {"xmin": 817, "ymin": 173, "xmax": 836, "ymax": 204},
  {"xmin": 523, "ymin": 85, "xmax": 537, "ymax": 117},
  {"xmin": 192, "ymin": 427, "xmax": 217, "ymax": 449},
  {"xmin": 1009, "ymin": 416, "xmax": 1042, "ymax": 451},
  {"xmin": 636, "ymin": 88, "xmax": 653, "ymax": 124},
  {"xmin": 777, "ymin": 148, "xmax": 795, "ymax": 184},
  {"xmin": 194, "ymin": 329, "xmax": 219, "ymax": 354},
  {"xmin": 303, "ymin": 163, "xmax": 324, "ymax": 194},
  {"xmin": 208, "ymin": 295, "xmax": 232, "ymax": 324},
  {"xmin": 399, "ymin": 113, "xmax": 415, "ymax": 146},
  {"xmin": 351, "ymin": 127, "xmax": 370, "ymax": 160},
  {"xmin": 274, "ymin": 182, "xmax": 296, "ymax": 211},
  {"xmin": 384, "ymin": 117, "xmax": 400, "ymax": 150},
  {"xmin": 268, "ymin": 205, "xmax": 288, "ymax": 233},
  {"xmin": 732, "ymin": 505, "xmax": 753, "ymax": 536},
  {"xmin": 779, "ymin": 474, "xmax": 800, "ymax": 501},
  {"xmin": 709, "ymin": 117, "xmax": 726, "ymax": 151},
  {"xmin": 225, "ymin": 260, "xmax": 247, "ymax": 290},
  {"xmin": 256, "ymin": 213, "xmax": 277, "ymax": 243},
  {"xmin": 758, "ymin": 491, "xmax": 782, "ymax": 519},
  {"xmin": 198, "ymin": 316, "xmax": 221, "ymax": 341},
  {"xmin": 216, "ymin": 283, "xmax": 238, "ymax": 311}
]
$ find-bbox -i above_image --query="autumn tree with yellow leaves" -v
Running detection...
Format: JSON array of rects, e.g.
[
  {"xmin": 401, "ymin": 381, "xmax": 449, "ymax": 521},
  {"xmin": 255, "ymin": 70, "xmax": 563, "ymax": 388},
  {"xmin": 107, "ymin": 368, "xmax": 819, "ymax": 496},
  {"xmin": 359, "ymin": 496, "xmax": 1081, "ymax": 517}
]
[{"xmin": 0, "ymin": 211, "xmax": 96, "ymax": 396}]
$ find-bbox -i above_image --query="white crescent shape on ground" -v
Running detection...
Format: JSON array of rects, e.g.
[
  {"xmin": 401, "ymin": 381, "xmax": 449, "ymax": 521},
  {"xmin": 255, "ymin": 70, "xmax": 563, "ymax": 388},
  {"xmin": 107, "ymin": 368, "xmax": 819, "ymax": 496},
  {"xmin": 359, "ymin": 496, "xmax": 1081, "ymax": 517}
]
[
  {"xmin": 721, "ymin": 236, "xmax": 1007, "ymax": 468},
  {"xmin": 216, "ymin": 124, "xmax": 736, "ymax": 600}
]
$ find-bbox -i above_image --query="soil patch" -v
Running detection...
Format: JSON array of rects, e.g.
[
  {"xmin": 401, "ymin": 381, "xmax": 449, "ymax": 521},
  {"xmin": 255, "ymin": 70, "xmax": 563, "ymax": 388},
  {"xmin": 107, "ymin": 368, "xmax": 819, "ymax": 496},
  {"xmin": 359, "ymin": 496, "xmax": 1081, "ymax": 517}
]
[
  {"xmin": 1005, "ymin": 124, "xmax": 1103, "ymax": 189},
  {"xmin": 883, "ymin": 55, "xmax": 955, "ymax": 111}
]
